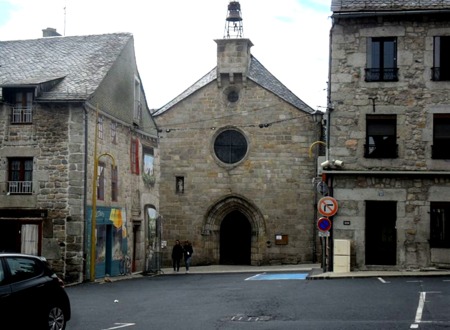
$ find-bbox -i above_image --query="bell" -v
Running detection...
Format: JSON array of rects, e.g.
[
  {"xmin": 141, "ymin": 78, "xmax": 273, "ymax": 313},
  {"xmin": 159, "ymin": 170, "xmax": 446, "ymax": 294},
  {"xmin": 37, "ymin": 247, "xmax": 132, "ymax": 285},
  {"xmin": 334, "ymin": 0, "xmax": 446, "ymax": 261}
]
[
  {"xmin": 228, "ymin": 1, "xmax": 241, "ymax": 11},
  {"xmin": 226, "ymin": 9, "xmax": 242, "ymax": 22}
]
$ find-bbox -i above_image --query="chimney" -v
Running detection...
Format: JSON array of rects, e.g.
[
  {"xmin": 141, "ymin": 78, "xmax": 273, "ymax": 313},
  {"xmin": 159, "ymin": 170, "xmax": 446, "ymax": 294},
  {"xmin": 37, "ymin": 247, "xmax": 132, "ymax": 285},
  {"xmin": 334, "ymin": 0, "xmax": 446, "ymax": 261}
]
[{"xmin": 42, "ymin": 28, "xmax": 61, "ymax": 38}]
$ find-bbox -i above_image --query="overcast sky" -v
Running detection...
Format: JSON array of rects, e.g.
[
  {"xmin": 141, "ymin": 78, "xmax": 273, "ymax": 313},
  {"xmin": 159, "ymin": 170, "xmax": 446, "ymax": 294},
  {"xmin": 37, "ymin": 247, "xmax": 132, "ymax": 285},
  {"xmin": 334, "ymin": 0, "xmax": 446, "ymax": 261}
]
[{"xmin": 0, "ymin": 0, "xmax": 331, "ymax": 111}]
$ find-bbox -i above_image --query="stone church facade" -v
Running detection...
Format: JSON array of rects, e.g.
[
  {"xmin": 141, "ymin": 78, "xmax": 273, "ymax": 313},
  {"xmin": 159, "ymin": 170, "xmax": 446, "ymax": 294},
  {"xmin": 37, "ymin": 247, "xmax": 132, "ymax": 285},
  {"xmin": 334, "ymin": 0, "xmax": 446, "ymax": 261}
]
[
  {"xmin": 154, "ymin": 38, "xmax": 319, "ymax": 266},
  {"xmin": 328, "ymin": 0, "xmax": 450, "ymax": 270}
]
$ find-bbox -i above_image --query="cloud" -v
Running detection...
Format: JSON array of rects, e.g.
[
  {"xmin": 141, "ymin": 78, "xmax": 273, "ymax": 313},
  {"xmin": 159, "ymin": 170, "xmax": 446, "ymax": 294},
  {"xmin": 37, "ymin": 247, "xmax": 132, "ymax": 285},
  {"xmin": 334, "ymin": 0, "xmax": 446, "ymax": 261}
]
[{"xmin": 0, "ymin": 0, "xmax": 331, "ymax": 110}]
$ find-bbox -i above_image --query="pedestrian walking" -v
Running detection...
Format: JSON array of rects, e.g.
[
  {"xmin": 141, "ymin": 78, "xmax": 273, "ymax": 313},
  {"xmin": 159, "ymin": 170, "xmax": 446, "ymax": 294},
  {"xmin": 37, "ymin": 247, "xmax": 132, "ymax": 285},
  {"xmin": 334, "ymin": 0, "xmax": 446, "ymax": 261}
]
[
  {"xmin": 183, "ymin": 240, "xmax": 193, "ymax": 273},
  {"xmin": 171, "ymin": 240, "xmax": 183, "ymax": 273}
]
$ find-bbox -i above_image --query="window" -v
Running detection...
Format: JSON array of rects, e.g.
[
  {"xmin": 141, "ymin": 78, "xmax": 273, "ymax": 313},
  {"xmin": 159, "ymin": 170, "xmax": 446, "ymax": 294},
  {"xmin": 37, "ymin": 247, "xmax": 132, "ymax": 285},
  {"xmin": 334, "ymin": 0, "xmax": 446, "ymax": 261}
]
[
  {"xmin": 366, "ymin": 37, "xmax": 398, "ymax": 82},
  {"xmin": 111, "ymin": 121, "xmax": 117, "ymax": 144},
  {"xmin": 214, "ymin": 130, "xmax": 248, "ymax": 164},
  {"xmin": 143, "ymin": 147, "xmax": 154, "ymax": 176},
  {"xmin": 6, "ymin": 257, "xmax": 43, "ymax": 283},
  {"xmin": 432, "ymin": 37, "xmax": 450, "ymax": 81},
  {"xmin": 11, "ymin": 91, "xmax": 33, "ymax": 124},
  {"xmin": 111, "ymin": 166, "xmax": 118, "ymax": 202},
  {"xmin": 98, "ymin": 115, "xmax": 103, "ymax": 140},
  {"xmin": 131, "ymin": 139, "xmax": 140, "ymax": 174},
  {"xmin": 0, "ymin": 261, "xmax": 4, "ymax": 285},
  {"xmin": 432, "ymin": 114, "xmax": 450, "ymax": 159},
  {"xmin": 176, "ymin": 176, "xmax": 184, "ymax": 194},
  {"xmin": 431, "ymin": 203, "xmax": 450, "ymax": 248},
  {"xmin": 134, "ymin": 78, "xmax": 141, "ymax": 123},
  {"xmin": 228, "ymin": 91, "xmax": 239, "ymax": 103},
  {"xmin": 365, "ymin": 115, "xmax": 397, "ymax": 158},
  {"xmin": 8, "ymin": 158, "xmax": 33, "ymax": 194},
  {"xmin": 97, "ymin": 162, "xmax": 105, "ymax": 201}
]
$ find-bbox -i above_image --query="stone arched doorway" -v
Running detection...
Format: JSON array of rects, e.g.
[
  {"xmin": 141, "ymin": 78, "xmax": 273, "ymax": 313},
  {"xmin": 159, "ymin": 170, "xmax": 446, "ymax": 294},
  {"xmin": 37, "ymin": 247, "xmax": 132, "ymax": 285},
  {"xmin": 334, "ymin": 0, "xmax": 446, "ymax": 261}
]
[
  {"xmin": 220, "ymin": 211, "xmax": 251, "ymax": 265},
  {"xmin": 203, "ymin": 194, "xmax": 266, "ymax": 265}
]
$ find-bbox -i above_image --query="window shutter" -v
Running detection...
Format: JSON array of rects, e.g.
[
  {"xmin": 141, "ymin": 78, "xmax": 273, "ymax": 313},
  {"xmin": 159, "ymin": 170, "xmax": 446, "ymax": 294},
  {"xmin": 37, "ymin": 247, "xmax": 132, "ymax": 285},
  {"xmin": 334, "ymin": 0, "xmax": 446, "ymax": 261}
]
[
  {"xmin": 435, "ymin": 36, "xmax": 441, "ymax": 68},
  {"xmin": 130, "ymin": 140, "xmax": 134, "ymax": 174},
  {"xmin": 135, "ymin": 140, "xmax": 140, "ymax": 175},
  {"xmin": 366, "ymin": 37, "xmax": 372, "ymax": 68}
]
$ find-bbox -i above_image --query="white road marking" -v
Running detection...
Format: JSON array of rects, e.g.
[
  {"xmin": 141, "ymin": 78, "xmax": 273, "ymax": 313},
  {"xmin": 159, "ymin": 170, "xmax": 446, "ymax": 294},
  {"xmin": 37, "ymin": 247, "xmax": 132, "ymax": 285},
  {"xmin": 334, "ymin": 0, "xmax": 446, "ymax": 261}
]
[
  {"xmin": 443, "ymin": 280, "xmax": 450, "ymax": 282},
  {"xmin": 407, "ymin": 281, "xmax": 423, "ymax": 283},
  {"xmin": 239, "ymin": 317, "xmax": 243, "ymax": 321},
  {"xmin": 255, "ymin": 318, "xmax": 259, "ymax": 321},
  {"xmin": 414, "ymin": 292, "xmax": 426, "ymax": 324},
  {"xmin": 102, "ymin": 323, "xmax": 135, "ymax": 330},
  {"xmin": 231, "ymin": 317, "xmax": 235, "ymax": 321},
  {"xmin": 245, "ymin": 273, "xmax": 265, "ymax": 281},
  {"xmin": 378, "ymin": 277, "xmax": 390, "ymax": 283},
  {"xmin": 410, "ymin": 324, "xmax": 419, "ymax": 329}
]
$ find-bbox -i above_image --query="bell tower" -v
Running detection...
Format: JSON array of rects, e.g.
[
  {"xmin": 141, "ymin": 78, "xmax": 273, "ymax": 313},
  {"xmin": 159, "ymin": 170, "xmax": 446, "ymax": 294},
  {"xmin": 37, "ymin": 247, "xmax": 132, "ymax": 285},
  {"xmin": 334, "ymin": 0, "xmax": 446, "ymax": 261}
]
[
  {"xmin": 216, "ymin": 0, "xmax": 253, "ymax": 88},
  {"xmin": 224, "ymin": 1, "xmax": 244, "ymax": 39}
]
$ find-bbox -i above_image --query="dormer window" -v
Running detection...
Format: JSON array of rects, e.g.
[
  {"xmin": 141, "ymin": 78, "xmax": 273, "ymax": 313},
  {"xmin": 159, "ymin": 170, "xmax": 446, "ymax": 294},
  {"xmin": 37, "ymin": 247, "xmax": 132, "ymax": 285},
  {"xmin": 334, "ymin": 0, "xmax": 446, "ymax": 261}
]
[
  {"xmin": 5, "ymin": 89, "xmax": 34, "ymax": 124},
  {"xmin": 134, "ymin": 77, "xmax": 141, "ymax": 124}
]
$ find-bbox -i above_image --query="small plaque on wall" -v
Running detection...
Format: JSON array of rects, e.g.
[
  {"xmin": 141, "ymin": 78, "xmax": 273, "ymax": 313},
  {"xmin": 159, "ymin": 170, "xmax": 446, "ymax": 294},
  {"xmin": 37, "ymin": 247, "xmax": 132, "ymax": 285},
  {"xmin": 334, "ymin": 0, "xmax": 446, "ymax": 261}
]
[{"xmin": 275, "ymin": 234, "xmax": 288, "ymax": 245}]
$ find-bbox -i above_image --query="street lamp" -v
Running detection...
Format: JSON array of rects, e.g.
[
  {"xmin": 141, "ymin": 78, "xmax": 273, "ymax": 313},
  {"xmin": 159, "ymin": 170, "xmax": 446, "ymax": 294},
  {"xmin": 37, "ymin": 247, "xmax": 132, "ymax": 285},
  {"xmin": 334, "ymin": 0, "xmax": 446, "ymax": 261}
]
[{"xmin": 90, "ymin": 104, "xmax": 117, "ymax": 282}]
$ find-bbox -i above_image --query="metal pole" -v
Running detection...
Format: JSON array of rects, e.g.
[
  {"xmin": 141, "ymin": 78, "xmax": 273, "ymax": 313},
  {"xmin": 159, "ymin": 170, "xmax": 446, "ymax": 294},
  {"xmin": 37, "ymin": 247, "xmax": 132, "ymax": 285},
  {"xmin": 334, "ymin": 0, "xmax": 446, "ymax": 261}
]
[
  {"xmin": 90, "ymin": 104, "xmax": 99, "ymax": 282},
  {"xmin": 322, "ymin": 237, "xmax": 326, "ymax": 273}
]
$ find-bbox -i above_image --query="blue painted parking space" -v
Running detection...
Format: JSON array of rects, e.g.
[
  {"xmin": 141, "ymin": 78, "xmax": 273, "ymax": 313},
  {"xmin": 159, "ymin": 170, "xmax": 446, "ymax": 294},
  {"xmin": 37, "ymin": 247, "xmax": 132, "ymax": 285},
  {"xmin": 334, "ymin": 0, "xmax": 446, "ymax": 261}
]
[{"xmin": 246, "ymin": 273, "xmax": 308, "ymax": 281}]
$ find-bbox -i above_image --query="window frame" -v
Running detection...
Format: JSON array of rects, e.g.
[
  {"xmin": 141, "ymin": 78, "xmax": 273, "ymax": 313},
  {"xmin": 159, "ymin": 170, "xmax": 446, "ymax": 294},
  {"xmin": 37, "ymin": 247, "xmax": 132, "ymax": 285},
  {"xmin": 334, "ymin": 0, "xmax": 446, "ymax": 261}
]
[
  {"xmin": 432, "ymin": 114, "xmax": 450, "ymax": 159},
  {"xmin": 8, "ymin": 158, "xmax": 33, "ymax": 194},
  {"xmin": 134, "ymin": 77, "xmax": 142, "ymax": 123},
  {"xmin": 98, "ymin": 115, "xmax": 104, "ymax": 140},
  {"xmin": 111, "ymin": 121, "xmax": 117, "ymax": 144},
  {"xmin": 5, "ymin": 257, "xmax": 43, "ymax": 284},
  {"xmin": 97, "ymin": 162, "xmax": 105, "ymax": 201},
  {"xmin": 432, "ymin": 36, "xmax": 450, "ymax": 81},
  {"xmin": 365, "ymin": 115, "xmax": 398, "ymax": 159},
  {"xmin": 111, "ymin": 165, "xmax": 118, "ymax": 202},
  {"xmin": 366, "ymin": 37, "xmax": 398, "ymax": 82},
  {"xmin": 430, "ymin": 202, "xmax": 450, "ymax": 248},
  {"xmin": 130, "ymin": 139, "xmax": 140, "ymax": 175},
  {"xmin": 213, "ymin": 129, "xmax": 248, "ymax": 165}
]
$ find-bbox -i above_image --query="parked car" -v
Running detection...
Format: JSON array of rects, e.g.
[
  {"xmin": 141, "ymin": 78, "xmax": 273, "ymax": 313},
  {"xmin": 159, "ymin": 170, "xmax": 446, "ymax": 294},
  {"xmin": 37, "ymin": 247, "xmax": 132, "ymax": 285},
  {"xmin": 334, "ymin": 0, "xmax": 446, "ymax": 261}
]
[{"xmin": 0, "ymin": 253, "xmax": 71, "ymax": 330}]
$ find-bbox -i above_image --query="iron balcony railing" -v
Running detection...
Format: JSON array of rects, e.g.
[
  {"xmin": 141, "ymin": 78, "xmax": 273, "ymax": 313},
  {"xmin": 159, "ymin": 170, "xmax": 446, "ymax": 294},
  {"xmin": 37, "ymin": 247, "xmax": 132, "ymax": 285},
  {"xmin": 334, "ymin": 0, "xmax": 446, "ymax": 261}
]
[
  {"xmin": 364, "ymin": 144, "xmax": 398, "ymax": 158},
  {"xmin": 11, "ymin": 107, "xmax": 33, "ymax": 124},
  {"xmin": 431, "ymin": 67, "xmax": 450, "ymax": 81},
  {"xmin": 8, "ymin": 181, "xmax": 33, "ymax": 194},
  {"xmin": 432, "ymin": 145, "xmax": 450, "ymax": 159},
  {"xmin": 365, "ymin": 68, "xmax": 399, "ymax": 82}
]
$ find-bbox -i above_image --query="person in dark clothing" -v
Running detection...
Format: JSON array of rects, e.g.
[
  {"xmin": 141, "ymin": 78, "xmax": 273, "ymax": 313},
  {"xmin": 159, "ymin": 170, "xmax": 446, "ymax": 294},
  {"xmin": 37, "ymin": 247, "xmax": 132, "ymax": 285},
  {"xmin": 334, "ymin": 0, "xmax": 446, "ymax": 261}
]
[
  {"xmin": 171, "ymin": 240, "xmax": 183, "ymax": 273},
  {"xmin": 183, "ymin": 240, "xmax": 193, "ymax": 274}
]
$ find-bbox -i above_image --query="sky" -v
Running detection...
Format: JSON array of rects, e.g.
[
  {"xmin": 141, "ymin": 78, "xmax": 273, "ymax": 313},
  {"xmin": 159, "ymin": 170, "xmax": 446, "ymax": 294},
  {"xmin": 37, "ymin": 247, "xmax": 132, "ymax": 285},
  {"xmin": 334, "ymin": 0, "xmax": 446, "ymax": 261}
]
[{"xmin": 0, "ymin": 0, "xmax": 331, "ymax": 111}]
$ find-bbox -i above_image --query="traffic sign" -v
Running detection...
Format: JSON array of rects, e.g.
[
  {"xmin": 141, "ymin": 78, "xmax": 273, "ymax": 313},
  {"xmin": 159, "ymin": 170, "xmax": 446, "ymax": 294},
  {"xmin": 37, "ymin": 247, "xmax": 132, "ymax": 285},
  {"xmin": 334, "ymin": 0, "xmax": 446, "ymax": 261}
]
[
  {"xmin": 317, "ymin": 217, "xmax": 332, "ymax": 232},
  {"xmin": 318, "ymin": 197, "xmax": 338, "ymax": 217},
  {"xmin": 316, "ymin": 182, "xmax": 329, "ymax": 196}
]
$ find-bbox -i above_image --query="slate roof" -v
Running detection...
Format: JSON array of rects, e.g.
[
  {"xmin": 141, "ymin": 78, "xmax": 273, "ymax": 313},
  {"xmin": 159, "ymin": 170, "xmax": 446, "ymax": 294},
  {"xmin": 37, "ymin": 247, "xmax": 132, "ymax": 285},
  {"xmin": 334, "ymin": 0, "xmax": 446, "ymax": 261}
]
[
  {"xmin": 331, "ymin": 0, "xmax": 450, "ymax": 12},
  {"xmin": 0, "ymin": 33, "xmax": 132, "ymax": 101},
  {"xmin": 153, "ymin": 55, "xmax": 314, "ymax": 116}
]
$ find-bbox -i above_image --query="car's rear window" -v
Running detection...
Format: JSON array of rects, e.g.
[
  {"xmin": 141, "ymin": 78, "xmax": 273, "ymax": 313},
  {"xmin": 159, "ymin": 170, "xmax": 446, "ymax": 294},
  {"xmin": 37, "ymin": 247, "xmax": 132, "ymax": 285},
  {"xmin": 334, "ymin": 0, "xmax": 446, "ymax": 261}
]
[{"xmin": 6, "ymin": 257, "xmax": 43, "ymax": 283}]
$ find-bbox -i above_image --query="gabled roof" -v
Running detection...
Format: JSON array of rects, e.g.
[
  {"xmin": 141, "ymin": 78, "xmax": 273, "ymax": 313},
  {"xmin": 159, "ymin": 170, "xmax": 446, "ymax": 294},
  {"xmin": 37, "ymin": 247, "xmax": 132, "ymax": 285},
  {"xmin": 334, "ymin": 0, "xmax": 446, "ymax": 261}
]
[
  {"xmin": 0, "ymin": 33, "xmax": 132, "ymax": 101},
  {"xmin": 332, "ymin": 0, "xmax": 450, "ymax": 12},
  {"xmin": 153, "ymin": 55, "xmax": 314, "ymax": 116}
]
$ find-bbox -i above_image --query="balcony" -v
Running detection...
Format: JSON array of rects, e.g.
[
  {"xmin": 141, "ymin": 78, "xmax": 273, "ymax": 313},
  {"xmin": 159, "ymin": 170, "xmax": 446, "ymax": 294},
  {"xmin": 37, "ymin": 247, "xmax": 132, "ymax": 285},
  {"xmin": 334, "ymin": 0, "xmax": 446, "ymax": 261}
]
[
  {"xmin": 432, "ymin": 145, "xmax": 450, "ymax": 159},
  {"xmin": 365, "ymin": 68, "xmax": 399, "ymax": 82},
  {"xmin": 364, "ymin": 144, "xmax": 398, "ymax": 159},
  {"xmin": 8, "ymin": 181, "xmax": 33, "ymax": 194},
  {"xmin": 11, "ymin": 107, "xmax": 33, "ymax": 124},
  {"xmin": 431, "ymin": 67, "xmax": 450, "ymax": 81}
]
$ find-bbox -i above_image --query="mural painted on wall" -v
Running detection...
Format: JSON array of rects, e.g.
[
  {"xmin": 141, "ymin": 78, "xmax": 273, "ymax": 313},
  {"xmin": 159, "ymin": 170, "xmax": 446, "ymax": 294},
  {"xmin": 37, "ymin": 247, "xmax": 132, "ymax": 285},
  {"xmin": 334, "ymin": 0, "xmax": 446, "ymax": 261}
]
[
  {"xmin": 86, "ymin": 206, "xmax": 128, "ymax": 279},
  {"xmin": 143, "ymin": 147, "xmax": 155, "ymax": 186}
]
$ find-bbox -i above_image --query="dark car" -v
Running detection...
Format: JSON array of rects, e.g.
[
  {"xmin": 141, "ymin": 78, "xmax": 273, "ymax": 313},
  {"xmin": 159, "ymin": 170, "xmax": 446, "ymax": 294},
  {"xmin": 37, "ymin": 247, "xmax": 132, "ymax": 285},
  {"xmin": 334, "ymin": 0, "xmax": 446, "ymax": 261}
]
[{"xmin": 0, "ymin": 253, "xmax": 71, "ymax": 330}]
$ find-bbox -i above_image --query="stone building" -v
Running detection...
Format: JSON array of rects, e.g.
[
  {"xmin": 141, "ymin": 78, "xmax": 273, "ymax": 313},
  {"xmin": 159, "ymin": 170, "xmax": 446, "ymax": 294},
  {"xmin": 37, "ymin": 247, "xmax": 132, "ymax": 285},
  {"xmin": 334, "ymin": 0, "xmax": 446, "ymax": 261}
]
[
  {"xmin": 153, "ymin": 3, "xmax": 320, "ymax": 267},
  {"xmin": 327, "ymin": 0, "xmax": 450, "ymax": 270},
  {"xmin": 0, "ymin": 31, "xmax": 159, "ymax": 282}
]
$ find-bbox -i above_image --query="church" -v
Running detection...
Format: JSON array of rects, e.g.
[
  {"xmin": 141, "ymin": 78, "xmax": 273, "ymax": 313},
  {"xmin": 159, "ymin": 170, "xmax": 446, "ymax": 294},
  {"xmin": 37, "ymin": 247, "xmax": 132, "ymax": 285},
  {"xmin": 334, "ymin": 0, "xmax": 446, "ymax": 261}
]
[{"xmin": 153, "ymin": 1, "xmax": 320, "ymax": 266}]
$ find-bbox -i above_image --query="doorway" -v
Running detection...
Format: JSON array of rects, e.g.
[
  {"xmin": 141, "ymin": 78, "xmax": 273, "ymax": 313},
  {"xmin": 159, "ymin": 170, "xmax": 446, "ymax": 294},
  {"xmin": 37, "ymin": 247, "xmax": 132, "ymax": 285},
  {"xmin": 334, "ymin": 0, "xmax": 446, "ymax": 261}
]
[
  {"xmin": 365, "ymin": 201, "xmax": 397, "ymax": 265},
  {"xmin": 220, "ymin": 211, "xmax": 251, "ymax": 265}
]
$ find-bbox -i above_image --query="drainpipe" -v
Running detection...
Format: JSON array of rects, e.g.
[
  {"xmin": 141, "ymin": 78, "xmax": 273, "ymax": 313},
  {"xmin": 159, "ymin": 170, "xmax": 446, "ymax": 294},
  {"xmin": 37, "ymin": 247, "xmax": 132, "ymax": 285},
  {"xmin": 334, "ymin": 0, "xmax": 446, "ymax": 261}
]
[{"xmin": 82, "ymin": 103, "xmax": 89, "ymax": 282}]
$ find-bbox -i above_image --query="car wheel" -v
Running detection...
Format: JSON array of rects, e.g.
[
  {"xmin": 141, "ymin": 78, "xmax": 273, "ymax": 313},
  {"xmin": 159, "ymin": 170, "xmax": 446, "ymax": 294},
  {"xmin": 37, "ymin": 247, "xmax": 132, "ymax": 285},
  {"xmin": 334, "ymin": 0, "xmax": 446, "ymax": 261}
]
[{"xmin": 47, "ymin": 306, "xmax": 66, "ymax": 330}]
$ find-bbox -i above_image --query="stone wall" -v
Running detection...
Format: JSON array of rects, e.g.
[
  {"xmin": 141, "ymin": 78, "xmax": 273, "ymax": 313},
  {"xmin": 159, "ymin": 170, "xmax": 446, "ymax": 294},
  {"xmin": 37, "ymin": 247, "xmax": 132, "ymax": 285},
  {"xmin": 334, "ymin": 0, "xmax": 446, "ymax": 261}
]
[
  {"xmin": 330, "ymin": 15, "xmax": 450, "ymax": 170},
  {"xmin": 155, "ymin": 78, "xmax": 316, "ymax": 266},
  {"xmin": 333, "ymin": 174, "xmax": 450, "ymax": 269}
]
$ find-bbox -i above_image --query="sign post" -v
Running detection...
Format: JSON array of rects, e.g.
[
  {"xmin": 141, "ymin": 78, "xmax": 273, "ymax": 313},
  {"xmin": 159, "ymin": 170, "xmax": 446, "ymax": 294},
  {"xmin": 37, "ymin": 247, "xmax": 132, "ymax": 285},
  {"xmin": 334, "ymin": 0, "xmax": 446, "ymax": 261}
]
[{"xmin": 317, "ymin": 197, "xmax": 338, "ymax": 273}]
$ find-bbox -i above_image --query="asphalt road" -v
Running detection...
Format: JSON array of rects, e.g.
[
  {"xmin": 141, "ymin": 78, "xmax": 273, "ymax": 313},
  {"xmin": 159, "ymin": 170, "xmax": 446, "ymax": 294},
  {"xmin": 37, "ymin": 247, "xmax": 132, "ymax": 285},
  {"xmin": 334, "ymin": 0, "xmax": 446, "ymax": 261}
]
[{"xmin": 66, "ymin": 273, "xmax": 450, "ymax": 330}]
